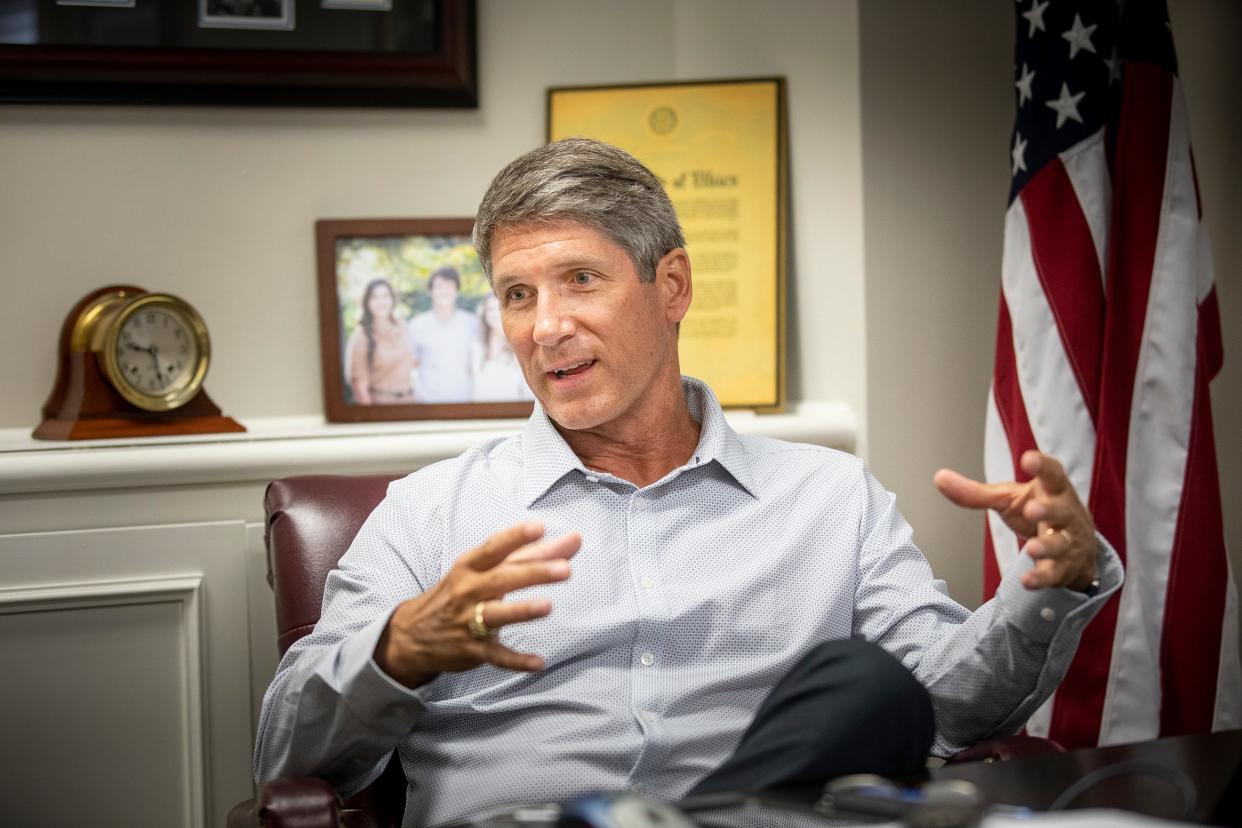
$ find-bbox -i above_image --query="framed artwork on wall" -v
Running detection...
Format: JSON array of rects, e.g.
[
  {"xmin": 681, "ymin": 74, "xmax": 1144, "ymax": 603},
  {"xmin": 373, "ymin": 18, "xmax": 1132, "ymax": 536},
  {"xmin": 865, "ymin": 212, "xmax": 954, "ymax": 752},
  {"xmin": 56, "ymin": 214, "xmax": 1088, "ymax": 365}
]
[
  {"xmin": 315, "ymin": 218, "xmax": 534, "ymax": 424},
  {"xmin": 0, "ymin": 0, "xmax": 476, "ymax": 106}
]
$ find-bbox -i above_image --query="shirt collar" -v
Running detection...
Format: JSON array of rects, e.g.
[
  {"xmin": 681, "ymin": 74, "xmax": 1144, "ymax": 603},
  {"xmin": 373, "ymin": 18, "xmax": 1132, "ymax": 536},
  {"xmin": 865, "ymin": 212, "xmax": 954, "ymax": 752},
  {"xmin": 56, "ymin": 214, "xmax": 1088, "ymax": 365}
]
[
  {"xmin": 681, "ymin": 376, "xmax": 759, "ymax": 499},
  {"xmin": 520, "ymin": 402, "xmax": 591, "ymax": 506},
  {"xmin": 520, "ymin": 376, "xmax": 759, "ymax": 506}
]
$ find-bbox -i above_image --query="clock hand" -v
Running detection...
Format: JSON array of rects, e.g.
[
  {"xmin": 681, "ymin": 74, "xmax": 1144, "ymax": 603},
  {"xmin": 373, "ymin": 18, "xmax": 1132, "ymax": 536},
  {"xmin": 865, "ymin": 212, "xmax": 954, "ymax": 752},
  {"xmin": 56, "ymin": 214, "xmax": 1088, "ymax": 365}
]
[{"xmin": 148, "ymin": 345, "xmax": 163, "ymax": 387}]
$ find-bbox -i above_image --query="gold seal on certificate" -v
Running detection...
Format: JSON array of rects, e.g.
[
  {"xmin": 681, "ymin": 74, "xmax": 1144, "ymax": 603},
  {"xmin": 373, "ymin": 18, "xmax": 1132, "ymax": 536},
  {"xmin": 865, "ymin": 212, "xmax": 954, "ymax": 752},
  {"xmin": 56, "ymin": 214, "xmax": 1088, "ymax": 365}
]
[
  {"xmin": 548, "ymin": 78, "xmax": 787, "ymax": 410},
  {"xmin": 649, "ymin": 106, "xmax": 679, "ymax": 135}
]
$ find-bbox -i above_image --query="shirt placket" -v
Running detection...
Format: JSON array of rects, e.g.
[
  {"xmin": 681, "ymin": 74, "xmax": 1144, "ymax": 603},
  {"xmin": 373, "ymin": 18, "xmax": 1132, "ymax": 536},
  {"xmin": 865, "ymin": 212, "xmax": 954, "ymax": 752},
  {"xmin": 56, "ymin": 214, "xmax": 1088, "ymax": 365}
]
[{"xmin": 624, "ymin": 484, "xmax": 670, "ymax": 791}]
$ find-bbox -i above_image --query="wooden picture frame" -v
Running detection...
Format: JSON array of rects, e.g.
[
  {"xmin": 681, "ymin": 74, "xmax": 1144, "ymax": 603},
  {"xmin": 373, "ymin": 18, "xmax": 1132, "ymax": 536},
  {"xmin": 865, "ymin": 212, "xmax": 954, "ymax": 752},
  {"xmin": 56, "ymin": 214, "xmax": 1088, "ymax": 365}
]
[
  {"xmin": 0, "ymin": 0, "xmax": 476, "ymax": 107},
  {"xmin": 315, "ymin": 218, "xmax": 534, "ymax": 423},
  {"xmin": 548, "ymin": 77, "xmax": 787, "ymax": 410}
]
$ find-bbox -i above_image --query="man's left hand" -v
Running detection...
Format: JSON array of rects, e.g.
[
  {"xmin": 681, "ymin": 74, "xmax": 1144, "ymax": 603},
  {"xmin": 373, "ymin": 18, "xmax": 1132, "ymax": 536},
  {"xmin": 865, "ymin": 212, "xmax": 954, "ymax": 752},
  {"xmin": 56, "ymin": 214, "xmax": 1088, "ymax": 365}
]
[{"xmin": 933, "ymin": 450, "xmax": 1098, "ymax": 592}]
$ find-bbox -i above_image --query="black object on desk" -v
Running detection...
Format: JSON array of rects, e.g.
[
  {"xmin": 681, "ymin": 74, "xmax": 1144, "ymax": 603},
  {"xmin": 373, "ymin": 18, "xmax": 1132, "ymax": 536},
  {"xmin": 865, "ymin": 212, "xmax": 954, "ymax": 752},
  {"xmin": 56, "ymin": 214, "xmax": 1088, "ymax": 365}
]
[
  {"xmin": 928, "ymin": 729, "xmax": 1242, "ymax": 825},
  {"xmin": 761, "ymin": 729, "xmax": 1241, "ymax": 825}
]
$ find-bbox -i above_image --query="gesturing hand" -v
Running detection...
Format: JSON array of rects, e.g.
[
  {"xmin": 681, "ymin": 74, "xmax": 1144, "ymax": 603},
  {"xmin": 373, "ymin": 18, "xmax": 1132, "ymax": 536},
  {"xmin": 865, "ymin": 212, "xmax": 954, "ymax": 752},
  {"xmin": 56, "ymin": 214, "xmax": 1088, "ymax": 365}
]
[
  {"xmin": 374, "ymin": 520, "xmax": 580, "ymax": 689},
  {"xmin": 933, "ymin": 450, "xmax": 1098, "ymax": 592}
]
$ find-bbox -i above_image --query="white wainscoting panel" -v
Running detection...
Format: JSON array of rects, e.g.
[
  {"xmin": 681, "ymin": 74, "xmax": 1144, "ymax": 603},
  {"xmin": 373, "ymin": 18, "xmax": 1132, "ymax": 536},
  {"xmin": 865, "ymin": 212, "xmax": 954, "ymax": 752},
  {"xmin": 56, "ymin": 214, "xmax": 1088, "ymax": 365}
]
[
  {"xmin": 0, "ymin": 522, "xmax": 253, "ymax": 828},
  {"xmin": 245, "ymin": 521, "xmax": 279, "ymax": 737},
  {"xmin": 0, "ymin": 576, "xmax": 205, "ymax": 828}
]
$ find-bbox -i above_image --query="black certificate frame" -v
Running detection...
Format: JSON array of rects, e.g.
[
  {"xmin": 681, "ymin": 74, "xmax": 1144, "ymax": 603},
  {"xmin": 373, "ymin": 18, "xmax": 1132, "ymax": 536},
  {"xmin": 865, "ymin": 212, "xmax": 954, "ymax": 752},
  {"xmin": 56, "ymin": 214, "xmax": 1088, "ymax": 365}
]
[{"xmin": 0, "ymin": 0, "xmax": 477, "ymax": 107}]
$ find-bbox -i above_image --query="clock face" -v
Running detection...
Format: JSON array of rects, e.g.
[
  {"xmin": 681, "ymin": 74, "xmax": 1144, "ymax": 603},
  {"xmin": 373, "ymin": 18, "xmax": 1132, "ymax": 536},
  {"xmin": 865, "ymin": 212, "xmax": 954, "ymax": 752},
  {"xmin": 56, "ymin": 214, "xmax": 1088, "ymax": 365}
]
[
  {"xmin": 103, "ymin": 295, "xmax": 211, "ymax": 412},
  {"xmin": 115, "ymin": 307, "xmax": 199, "ymax": 396}
]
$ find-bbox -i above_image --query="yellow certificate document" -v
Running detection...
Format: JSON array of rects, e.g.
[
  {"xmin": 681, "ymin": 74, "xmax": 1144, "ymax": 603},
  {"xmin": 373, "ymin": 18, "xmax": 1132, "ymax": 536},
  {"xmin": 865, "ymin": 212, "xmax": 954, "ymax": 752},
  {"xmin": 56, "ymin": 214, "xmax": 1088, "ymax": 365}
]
[{"xmin": 548, "ymin": 78, "xmax": 786, "ymax": 409}]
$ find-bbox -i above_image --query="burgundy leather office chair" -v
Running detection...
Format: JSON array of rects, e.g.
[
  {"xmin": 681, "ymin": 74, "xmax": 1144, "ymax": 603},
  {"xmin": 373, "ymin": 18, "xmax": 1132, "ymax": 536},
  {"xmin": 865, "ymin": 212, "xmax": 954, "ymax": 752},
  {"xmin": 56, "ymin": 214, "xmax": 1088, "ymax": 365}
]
[
  {"xmin": 230, "ymin": 473, "xmax": 1063, "ymax": 828},
  {"xmin": 228, "ymin": 474, "xmax": 406, "ymax": 828}
]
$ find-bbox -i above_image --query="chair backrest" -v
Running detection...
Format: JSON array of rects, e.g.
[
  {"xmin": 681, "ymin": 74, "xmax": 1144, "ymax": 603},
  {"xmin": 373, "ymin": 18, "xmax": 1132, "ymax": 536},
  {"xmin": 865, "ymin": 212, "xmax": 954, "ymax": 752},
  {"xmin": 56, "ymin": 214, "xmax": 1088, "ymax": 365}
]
[
  {"xmin": 263, "ymin": 473, "xmax": 406, "ymax": 827},
  {"xmin": 265, "ymin": 473, "xmax": 401, "ymax": 655}
]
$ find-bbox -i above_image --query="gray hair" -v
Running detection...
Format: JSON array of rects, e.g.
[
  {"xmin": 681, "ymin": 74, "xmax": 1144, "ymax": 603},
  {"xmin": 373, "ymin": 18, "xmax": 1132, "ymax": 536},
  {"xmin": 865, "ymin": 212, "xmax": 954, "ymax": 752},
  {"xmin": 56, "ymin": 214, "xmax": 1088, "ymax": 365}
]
[{"xmin": 473, "ymin": 138, "xmax": 685, "ymax": 285}]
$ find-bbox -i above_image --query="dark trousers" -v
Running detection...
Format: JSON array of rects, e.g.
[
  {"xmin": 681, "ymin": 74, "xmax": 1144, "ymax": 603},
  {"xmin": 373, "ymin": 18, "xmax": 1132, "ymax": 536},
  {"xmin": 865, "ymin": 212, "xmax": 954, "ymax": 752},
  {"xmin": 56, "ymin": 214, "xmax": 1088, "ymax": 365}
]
[{"xmin": 687, "ymin": 639, "xmax": 935, "ymax": 796}]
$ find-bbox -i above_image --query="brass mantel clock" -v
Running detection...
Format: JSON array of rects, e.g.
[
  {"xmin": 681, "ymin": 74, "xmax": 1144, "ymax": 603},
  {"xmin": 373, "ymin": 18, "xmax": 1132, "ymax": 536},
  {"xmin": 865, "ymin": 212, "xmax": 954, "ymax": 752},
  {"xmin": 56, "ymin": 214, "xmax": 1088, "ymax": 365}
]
[{"xmin": 34, "ymin": 285, "xmax": 245, "ymax": 440}]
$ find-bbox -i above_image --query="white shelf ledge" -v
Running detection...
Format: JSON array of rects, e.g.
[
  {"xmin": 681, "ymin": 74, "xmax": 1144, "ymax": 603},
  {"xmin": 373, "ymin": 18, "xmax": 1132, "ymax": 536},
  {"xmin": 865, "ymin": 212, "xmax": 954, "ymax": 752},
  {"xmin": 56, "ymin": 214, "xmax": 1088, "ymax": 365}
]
[{"xmin": 0, "ymin": 402, "xmax": 855, "ymax": 495}]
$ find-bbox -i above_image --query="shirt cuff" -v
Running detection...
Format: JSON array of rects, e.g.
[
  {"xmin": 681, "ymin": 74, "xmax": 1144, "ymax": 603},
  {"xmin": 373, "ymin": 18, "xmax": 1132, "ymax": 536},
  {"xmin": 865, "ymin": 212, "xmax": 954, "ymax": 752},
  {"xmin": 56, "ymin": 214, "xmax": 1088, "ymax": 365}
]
[
  {"xmin": 336, "ymin": 611, "xmax": 432, "ymax": 730},
  {"xmin": 997, "ymin": 532, "xmax": 1123, "ymax": 643}
]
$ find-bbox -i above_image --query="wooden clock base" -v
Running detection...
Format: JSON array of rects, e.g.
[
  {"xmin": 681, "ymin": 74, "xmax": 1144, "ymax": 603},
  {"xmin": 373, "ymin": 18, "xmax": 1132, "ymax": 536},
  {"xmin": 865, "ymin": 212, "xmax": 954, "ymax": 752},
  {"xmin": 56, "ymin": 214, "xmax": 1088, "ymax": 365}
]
[
  {"xmin": 33, "ymin": 412, "xmax": 246, "ymax": 441},
  {"xmin": 34, "ymin": 350, "xmax": 245, "ymax": 441}
]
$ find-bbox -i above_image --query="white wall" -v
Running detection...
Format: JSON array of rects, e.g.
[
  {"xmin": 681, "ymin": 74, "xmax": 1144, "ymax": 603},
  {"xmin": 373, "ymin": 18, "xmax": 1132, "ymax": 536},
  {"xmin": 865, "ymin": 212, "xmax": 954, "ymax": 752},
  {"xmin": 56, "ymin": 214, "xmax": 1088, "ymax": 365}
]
[
  {"xmin": 859, "ymin": 2, "xmax": 1014, "ymax": 606},
  {"xmin": 0, "ymin": 1, "xmax": 676, "ymax": 425},
  {"xmin": 0, "ymin": 0, "xmax": 867, "ymax": 445}
]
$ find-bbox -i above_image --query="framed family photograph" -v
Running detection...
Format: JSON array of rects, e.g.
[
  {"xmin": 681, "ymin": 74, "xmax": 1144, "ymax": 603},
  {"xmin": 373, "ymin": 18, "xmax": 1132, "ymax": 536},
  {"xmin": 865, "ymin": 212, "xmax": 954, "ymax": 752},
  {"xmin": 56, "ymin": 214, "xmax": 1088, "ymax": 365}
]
[{"xmin": 316, "ymin": 218, "xmax": 535, "ymax": 423}]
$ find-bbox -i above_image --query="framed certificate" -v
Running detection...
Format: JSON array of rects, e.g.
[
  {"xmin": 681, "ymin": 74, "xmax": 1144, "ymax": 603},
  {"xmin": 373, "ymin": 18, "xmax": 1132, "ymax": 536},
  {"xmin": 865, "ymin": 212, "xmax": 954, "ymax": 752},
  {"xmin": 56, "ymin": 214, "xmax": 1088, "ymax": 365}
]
[{"xmin": 548, "ymin": 78, "xmax": 787, "ymax": 410}]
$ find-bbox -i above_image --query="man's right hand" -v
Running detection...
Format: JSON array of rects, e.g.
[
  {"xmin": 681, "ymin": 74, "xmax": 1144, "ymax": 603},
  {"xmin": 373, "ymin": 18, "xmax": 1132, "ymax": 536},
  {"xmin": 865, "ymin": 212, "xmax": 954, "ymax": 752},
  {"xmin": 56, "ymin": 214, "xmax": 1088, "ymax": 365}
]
[{"xmin": 374, "ymin": 520, "xmax": 580, "ymax": 689}]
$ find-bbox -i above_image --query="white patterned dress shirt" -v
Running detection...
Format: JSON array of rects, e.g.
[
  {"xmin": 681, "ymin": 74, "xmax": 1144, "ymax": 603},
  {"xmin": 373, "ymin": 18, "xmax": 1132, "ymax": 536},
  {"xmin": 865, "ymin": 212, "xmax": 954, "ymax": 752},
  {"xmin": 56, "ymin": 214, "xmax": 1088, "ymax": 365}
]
[{"xmin": 255, "ymin": 377, "xmax": 1122, "ymax": 827}]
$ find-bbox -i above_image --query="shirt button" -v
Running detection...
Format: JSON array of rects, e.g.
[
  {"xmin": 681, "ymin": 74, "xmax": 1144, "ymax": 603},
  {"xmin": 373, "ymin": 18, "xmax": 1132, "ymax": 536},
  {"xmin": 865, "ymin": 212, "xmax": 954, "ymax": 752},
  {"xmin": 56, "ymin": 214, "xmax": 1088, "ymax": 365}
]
[
  {"xmin": 632, "ymin": 499, "xmax": 646, "ymax": 510},
  {"xmin": 640, "ymin": 576, "xmax": 656, "ymax": 590},
  {"xmin": 585, "ymin": 475, "xmax": 599, "ymax": 483},
  {"xmin": 1040, "ymin": 607, "xmax": 1057, "ymax": 622},
  {"xmin": 639, "ymin": 653, "xmax": 655, "ymax": 667}
]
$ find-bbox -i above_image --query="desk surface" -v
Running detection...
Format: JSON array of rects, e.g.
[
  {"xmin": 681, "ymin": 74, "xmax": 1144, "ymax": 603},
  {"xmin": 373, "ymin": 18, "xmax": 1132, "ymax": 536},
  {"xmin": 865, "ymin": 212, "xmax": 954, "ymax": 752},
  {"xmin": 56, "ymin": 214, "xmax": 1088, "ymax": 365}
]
[{"xmin": 930, "ymin": 729, "xmax": 1242, "ymax": 825}]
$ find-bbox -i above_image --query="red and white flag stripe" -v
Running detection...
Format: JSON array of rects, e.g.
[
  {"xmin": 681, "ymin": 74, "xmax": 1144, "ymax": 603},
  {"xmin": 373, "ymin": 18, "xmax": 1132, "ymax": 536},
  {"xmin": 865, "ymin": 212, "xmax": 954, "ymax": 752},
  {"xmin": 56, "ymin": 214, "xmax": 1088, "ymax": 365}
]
[{"xmin": 986, "ymin": 62, "xmax": 1241, "ymax": 746}]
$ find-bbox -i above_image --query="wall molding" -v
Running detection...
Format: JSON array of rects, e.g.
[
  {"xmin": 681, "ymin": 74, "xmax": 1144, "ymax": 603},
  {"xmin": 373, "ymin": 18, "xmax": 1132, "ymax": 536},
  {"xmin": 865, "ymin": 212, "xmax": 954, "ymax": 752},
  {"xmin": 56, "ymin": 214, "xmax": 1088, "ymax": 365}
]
[
  {"xmin": 0, "ymin": 403, "xmax": 856, "ymax": 495},
  {"xmin": 0, "ymin": 574, "xmax": 207, "ymax": 828}
]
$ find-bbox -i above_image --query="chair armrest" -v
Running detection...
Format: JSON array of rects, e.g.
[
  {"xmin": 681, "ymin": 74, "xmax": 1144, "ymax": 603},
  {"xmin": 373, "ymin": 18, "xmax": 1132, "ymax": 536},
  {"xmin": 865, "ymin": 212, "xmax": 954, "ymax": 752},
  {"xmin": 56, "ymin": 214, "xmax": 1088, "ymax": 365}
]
[
  {"xmin": 946, "ymin": 734, "xmax": 1065, "ymax": 764},
  {"xmin": 227, "ymin": 777, "xmax": 341, "ymax": 828}
]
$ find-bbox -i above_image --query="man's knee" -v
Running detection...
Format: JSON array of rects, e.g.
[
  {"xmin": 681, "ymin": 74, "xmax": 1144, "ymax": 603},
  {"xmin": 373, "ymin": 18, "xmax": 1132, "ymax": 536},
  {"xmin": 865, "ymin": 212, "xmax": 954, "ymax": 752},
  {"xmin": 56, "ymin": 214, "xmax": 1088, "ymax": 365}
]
[
  {"xmin": 791, "ymin": 639, "xmax": 934, "ymax": 752},
  {"xmin": 804, "ymin": 639, "xmax": 927, "ymax": 695},
  {"xmin": 694, "ymin": 639, "xmax": 935, "ymax": 793}
]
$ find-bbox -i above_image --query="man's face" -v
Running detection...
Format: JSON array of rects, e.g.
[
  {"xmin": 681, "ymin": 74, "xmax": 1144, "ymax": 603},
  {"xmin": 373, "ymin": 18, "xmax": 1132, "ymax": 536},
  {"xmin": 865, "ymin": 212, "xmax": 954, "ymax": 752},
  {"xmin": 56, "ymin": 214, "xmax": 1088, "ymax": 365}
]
[
  {"xmin": 491, "ymin": 220, "xmax": 690, "ymax": 433},
  {"xmin": 429, "ymin": 274, "xmax": 459, "ymax": 314}
]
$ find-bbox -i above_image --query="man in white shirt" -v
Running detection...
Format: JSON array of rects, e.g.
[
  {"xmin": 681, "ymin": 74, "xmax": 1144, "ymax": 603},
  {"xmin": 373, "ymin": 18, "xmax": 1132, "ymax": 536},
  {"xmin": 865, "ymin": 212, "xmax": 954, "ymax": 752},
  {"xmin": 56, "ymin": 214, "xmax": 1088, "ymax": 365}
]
[
  {"xmin": 256, "ymin": 139, "xmax": 1119, "ymax": 826},
  {"xmin": 406, "ymin": 266, "xmax": 479, "ymax": 402}
]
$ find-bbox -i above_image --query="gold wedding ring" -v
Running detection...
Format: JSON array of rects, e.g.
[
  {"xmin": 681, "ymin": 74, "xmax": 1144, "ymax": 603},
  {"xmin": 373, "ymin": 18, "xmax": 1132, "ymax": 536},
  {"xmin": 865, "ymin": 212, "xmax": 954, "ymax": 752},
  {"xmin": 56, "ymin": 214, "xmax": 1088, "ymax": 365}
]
[
  {"xmin": 467, "ymin": 601, "xmax": 491, "ymax": 640},
  {"xmin": 1044, "ymin": 526, "xmax": 1072, "ymax": 545}
]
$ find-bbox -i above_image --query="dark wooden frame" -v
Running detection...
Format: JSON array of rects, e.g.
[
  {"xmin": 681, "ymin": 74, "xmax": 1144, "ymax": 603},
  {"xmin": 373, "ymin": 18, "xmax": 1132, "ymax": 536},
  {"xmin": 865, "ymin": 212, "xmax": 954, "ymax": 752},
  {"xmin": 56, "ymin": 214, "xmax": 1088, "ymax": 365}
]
[
  {"xmin": 0, "ymin": 0, "xmax": 476, "ymax": 107},
  {"xmin": 315, "ymin": 217, "xmax": 533, "ymax": 423}
]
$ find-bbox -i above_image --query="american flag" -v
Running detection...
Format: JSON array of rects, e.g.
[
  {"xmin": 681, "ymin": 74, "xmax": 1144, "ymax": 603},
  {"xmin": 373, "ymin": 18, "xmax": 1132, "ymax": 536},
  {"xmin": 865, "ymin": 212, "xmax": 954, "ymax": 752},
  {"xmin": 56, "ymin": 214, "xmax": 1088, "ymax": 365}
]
[{"xmin": 987, "ymin": 0, "xmax": 1241, "ymax": 747}]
